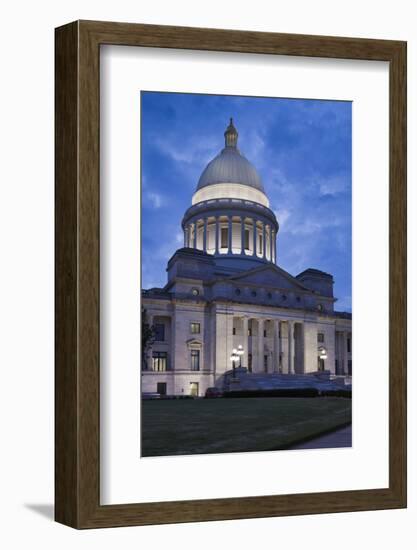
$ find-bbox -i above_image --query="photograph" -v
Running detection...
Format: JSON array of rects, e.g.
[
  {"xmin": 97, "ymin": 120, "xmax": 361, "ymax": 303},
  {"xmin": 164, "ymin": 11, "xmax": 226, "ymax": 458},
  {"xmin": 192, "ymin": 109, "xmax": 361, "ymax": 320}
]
[{"xmin": 140, "ymin": 91, "xmax": 352, "ymax": 457}]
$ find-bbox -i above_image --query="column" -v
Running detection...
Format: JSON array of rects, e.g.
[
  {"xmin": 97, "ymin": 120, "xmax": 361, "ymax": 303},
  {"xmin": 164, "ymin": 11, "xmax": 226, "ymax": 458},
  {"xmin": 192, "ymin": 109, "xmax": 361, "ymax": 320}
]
[
  {"xmin": 203, "ymin": 218, "xmax": 208, "ymax": 252},
  {"xmin": 146, "ymin": 313, "xmax": 154, "ymax": 371},
  {"xmin": 342, "ymin": 331, "xmax": 348, "ymax": 375},
  {"xmin": 288, "ymin": 321, "xmax": 294, "ymax": 374},
  {"xmin": 240, "ymin": 217, "xmax": 245, "ymax": 254},
  {"xmin": 269, "ymin": 226, "xmax": 273, "ymax": 262},
  {"xmin": 242, "ymin": 317, "xmax": 249, "ymax": 369},
  {"xmin": 228, "ymin": 216, "xmax": 233, "ymax": 254},
  {"xmin": 215, "ymin": 218, "xmax": 219, "ymax": 254},
  {"xmin": 192, "ymin": 222, "xmax": 196, "ymax": 248},
  {"xmin": 257, "ymin": 318, "xmax": 264, "ymax": 373},
  {"xmin": 227, "ymin": 313, "xmax": 234, "ymax": 372},
  {"xmin": 273, "ymin": 319, "xmax": 280, "ymax": 373},
  {"xmin": 262, "ymin": 222, "xmax": 267, "ymax": 259},
  {"xmin": 252, "ymin": 218, "xmax": 257, "ymax": 256},
  {"xmin": 184, "ymin": 227, "xmax": 188, "ymax": 247},
  {"xmin": 274, "ymin": 237, "xmax": 277, "ymax": 264}
]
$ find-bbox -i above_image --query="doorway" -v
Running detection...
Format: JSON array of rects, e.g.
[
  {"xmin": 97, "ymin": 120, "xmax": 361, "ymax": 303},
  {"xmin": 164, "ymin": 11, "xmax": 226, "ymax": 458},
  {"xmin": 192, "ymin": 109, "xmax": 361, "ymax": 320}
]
[
  {"xmin": 157, "ymin": 382, "xmax": 167, "ymax": 396},
  {"xmin": 190, "ymin": 382, "xmax": 199, "ymax": 397}
]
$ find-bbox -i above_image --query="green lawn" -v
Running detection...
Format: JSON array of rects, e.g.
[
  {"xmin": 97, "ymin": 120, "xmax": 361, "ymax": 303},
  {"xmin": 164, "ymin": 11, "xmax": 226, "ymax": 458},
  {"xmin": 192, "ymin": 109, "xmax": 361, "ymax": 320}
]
[{"xmin": 141, "ymin": 397, "xmax": 352, "ymax": 457}]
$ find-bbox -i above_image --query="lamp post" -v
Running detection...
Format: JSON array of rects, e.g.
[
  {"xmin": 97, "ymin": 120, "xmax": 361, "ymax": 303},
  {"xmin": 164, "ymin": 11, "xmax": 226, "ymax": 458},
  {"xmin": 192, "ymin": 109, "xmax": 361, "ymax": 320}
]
[
  {"xmin": 237, "ymin": 344, "xmax": 244, "ymax": 369},
  {"xmin": 318, "ymin": 346, "xmax": 328, "ymax": 372},
  {"xmin": 230, "ymin": 348, "xmax": 239, "ymax": 378}
]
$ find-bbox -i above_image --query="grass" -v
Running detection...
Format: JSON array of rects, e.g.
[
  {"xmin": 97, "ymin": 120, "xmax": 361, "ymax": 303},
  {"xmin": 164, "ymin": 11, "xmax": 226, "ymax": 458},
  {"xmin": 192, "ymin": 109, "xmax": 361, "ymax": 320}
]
[{"xmin": 141, "ymin": 397, "xmax": 352, "ymax": 457}]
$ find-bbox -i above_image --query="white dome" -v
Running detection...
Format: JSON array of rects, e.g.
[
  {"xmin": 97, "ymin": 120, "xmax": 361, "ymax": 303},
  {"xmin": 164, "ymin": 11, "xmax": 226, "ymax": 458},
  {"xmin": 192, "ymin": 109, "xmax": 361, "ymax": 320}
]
[{"xmin": 196, "ymin": 119, "xmax": 265, "ymax": 193}]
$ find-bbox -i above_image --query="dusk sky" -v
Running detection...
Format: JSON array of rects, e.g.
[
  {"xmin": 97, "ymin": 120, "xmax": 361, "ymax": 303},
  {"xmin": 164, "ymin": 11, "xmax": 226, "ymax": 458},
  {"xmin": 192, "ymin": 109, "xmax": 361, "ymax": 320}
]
[{"xmin": 141, "ymin": 92, "xmax": 352, "ymax": 312}]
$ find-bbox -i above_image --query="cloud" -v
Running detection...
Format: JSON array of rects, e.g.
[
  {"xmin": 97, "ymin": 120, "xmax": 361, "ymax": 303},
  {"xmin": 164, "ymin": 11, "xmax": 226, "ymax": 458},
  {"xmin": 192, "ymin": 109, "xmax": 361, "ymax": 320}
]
[
  {"xmin": 145, "ymin": 191, "xmax": 164, "ymax": 209},
  {"xmin": 317, "ymin": 175, "xmax": 349, "ymax": 197}
]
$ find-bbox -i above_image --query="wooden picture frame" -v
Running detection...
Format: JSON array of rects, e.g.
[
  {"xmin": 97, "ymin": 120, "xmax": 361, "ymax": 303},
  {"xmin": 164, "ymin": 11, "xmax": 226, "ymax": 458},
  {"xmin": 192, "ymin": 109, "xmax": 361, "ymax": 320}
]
[{"xmin": 55, "ymin": 20, "xmax": 407, "ymax": 528}]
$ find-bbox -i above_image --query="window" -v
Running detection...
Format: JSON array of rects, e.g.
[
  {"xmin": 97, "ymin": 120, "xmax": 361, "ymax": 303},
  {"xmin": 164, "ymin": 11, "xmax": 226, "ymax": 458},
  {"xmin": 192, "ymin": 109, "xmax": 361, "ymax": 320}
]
[
  {"xmin": 251, "ymin": 290, "xmax": 257, "ymax": 297},
  {"xmin": 348, "ymin": 360, "xmax": 352, "ymax": 375},
  {"xmin": 221, "ymin": 227, "xmax": 228, "ymax": 248},
  {"xmin": 232, "ymin": 327, "xmax": 236, "ymax": 335},
  {"xmin": 235, "ymin": 288, "xmax": 241, "ymax": 296},
  {"xmin": 264, "ymin": 355, "xmax": 268, "ymax": 373},
  {"xmin": 191, "ymin": 288, "xmax": 199, "ymax": 296},
  {"xmin": 244, "ymin": 228, "xmax": 250, "ymax": 250},
  {"xmin": 154, "ymin": 323, "xmax": 165, "ymax": 342},
  {"xmin": 248, "ymin": 328, "xmax": 252, "ymax": 336},
  {"xmin": 267, "ymin": 292, "xmax": 272, "ymax": 299},
  {"xmin": 263, "ymin": 329, "xmax": 267, "ymax": 337},
  {"xmin": 347, "ymin": 337, "xmax": 351, "ymax": 353},
  {"xmin": 248, "ymin": 353, "xmax": 252, "ymax": 373},
  {"xmin": 191, "ymin": 349, "xmax": 200, "ymax": 371},
  {"xmin": 190, "ymin": 322, "xmax": 200, "ymax": 334},
  {"xmin": 152, "ymin": 351, "xmax": 168, "ymax": 371},
  {"xmin": 258, "ymin": 234, "xmax": 263, "ymax": 254},
  {"xmin": 318, "ymin": 333, "xmax": 325, "ymax": 343}
]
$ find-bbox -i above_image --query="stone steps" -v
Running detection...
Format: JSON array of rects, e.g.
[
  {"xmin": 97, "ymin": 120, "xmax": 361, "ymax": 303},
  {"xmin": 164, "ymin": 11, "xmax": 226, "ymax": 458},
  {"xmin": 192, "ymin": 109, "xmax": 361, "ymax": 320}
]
[{"xmin": 223, "ymin": 370, "xmax": 351, "ymax": 392}]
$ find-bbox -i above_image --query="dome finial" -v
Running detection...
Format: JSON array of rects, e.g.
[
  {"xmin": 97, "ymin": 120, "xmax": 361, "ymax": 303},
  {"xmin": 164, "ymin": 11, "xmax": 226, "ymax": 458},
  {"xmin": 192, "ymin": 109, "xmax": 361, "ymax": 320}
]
[{"xmin": 224, "ymin": 117, "xmax": 238, "ymax": 148}]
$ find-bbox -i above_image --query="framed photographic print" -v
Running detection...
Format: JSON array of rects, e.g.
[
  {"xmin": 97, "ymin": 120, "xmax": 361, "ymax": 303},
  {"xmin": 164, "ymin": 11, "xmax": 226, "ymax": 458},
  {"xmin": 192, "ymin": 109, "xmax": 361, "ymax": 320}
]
[{"xmin": 55, "ymin": 20, "xmax": 406, "ymax": 528}]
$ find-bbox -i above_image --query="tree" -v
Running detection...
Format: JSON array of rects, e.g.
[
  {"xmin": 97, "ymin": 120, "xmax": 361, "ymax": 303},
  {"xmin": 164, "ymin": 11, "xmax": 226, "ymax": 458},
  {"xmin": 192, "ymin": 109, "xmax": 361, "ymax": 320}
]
[{"xmin": 141, "ymin": 307, "xmax": 155, "ymax": 369}]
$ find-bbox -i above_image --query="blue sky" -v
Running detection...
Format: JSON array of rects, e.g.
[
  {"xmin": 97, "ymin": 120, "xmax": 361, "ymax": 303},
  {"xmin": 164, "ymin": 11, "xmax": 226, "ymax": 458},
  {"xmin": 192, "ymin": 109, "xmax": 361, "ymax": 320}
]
[{"xmin": 141, "ymin": 92, "xmax": 352, "ymax": 312}]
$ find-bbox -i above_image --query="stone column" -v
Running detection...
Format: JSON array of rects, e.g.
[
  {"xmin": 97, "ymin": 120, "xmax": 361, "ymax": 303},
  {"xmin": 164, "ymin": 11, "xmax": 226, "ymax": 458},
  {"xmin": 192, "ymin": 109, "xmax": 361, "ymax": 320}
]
[
  {"xmin": 228, "ymin": 217, "xmax": 233, "ymax": 254},
  {"xmin": 257, "ymin": 318, "xmax": 264, "ymax": 373},
  {"xmin": 192, "ymin": 222, "xmax": 197, "ymax": 248},
  {"xmin": 342, "ymin": 331, "xmax": 348, "ymax": 375},
  {"xmin": 269, "ymin": 226, "xmax": 273, "ymax": 262},
  {"xmin": 273, "ymin": 319, "xmax": 280, "ymax": 373},
  {"xmin": 242, "ymin": 316, "xmax": 249, "ymax": 369},
  {"xmin": 240, "ymin": 216, "xmax": 245, "ymax": 254},
  {"xmin": 252, "ymin": 218, "xmax": 257, "ymax": 256},
  {"xmin": 288, "ymin": 320, "xmax": 294, "ymax": 374},
  {"xmin": 274, "ymin": 236, "xmax": 277, "ymax": 264},
  {"xmin": 262, "ymin": 222, "xmax": 267, "ymax": 259},
  {"xmin": 203, "ymin": 218, "xmax": 208, "ymax": 252},
  {"xmin": 215, "ymin": 218, "xmax": 219, "ymax": 254},
  {"xmin": 227, "ymin": 313, "xmax": 234, "ymax": 372}
]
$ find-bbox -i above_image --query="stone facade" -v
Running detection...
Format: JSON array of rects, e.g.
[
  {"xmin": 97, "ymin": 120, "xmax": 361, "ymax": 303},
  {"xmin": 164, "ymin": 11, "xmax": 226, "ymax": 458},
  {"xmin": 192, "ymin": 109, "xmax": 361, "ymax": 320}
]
[{"xmin": 141, "ymin": 120, "xmax": 352, "ymax": 397}]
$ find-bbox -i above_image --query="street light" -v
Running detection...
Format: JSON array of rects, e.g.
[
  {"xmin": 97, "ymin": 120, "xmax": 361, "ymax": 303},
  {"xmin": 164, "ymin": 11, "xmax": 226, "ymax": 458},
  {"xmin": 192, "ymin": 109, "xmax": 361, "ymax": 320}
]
[
  {"xmin": 230, "ymin": 348, "xmax": 239, "ymax": 378},
  {"xmin": 237, "ymin": 344, "xmax": 244, "ymax": 368}
]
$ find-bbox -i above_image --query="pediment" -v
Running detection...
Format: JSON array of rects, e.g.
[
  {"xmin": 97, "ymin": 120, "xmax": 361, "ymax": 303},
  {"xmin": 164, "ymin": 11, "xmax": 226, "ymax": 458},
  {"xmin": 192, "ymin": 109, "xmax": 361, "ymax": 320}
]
[{"xmin": 228, "ymin": 265, "xmax": 308, "ymax": 291}]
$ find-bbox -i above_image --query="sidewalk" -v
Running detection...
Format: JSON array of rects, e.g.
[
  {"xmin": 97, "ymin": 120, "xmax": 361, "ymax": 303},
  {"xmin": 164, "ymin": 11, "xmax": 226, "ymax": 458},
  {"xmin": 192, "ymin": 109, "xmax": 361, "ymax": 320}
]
[{"xmin": 289, "ymin": 424, "xmax": 352, "ymax": 450}]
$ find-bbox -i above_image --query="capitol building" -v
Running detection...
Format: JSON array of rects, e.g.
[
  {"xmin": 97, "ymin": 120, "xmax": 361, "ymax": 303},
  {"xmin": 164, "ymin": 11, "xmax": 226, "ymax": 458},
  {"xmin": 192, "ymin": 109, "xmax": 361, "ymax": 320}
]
[{"xmin": 142, "ymin": 119, "xmax": 352, "ymax": 397}]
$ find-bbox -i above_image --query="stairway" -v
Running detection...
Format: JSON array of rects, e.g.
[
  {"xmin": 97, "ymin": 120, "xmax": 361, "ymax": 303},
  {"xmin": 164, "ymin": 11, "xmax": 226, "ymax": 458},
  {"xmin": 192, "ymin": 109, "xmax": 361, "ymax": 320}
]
[{"xmin": 222, "ymin": 369, "xmax": 352, "ymax": 393}]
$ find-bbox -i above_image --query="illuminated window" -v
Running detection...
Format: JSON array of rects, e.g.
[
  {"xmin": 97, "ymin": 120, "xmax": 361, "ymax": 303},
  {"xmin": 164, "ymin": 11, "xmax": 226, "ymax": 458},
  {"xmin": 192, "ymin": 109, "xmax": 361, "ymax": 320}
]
[
  {"xmin": 152, "ymin": 352, "xmax": 168, "ymax": 371},
  {"xmin": 258, "ymin": 233, "xmax": 263, "ymax": 254},
  {"xmin": 190, "ymin": 322, "xmax": 200, "ymax": 334},
  {"xmin": 191, "ymin": 349, "xmax": 200, "ymax": 371}
]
